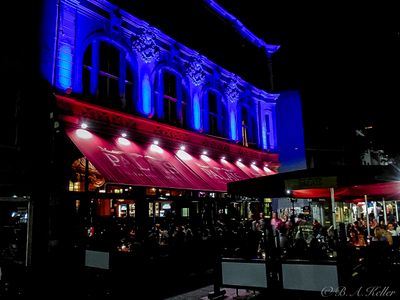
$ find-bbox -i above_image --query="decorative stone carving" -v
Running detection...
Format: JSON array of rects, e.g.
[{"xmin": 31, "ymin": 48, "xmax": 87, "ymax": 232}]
[
  {"xmin": 185, "ymin": 57, "xmax": 205, "ymax": 86},
  {"xmin": 132, "ymin": 27, "xmax": 160, "ymax": 63},
  {"xmin": 225, "ymin": 77, "xmax": 240, "ymax": 103}
]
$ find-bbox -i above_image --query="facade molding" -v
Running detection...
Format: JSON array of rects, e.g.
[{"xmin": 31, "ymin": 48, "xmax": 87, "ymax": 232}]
[{"xmin": 49, "ymin": 0, "xmax": 283, "ymax": 156}]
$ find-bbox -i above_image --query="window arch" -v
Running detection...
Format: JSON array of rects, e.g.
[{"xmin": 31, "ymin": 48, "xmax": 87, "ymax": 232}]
[
  {"xmin": 264, "ymin": 113, "xmax": 272, "ymax": 150},
  {"xmin": 204, "ymin": 90, "xmax": 228, "ymax": 138},
  {"xmin": 154, "ymin": 68, "xmax": 188, "ymax": 128},
  {"xmin": 82, "ymin": 39, "xmax": 135, "ymax": 113},
  {"xmin": 239, "ymin": 102, "xmax": 258, "ymax": 147}
]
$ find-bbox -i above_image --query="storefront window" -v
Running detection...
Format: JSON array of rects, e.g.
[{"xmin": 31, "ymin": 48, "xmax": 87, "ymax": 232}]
[{"xmin": 0, "ymin": 199, "xmax": 30, "ymax": 267}]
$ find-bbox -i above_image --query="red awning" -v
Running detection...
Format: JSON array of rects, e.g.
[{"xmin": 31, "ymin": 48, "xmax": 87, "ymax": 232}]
[
  {"xmin": 174, "ymin": 151, "xmax": 274, "ymax": 192},
  {"xmin": 292, "ymin": 181, "xmax": 400, "ymax": 202},
  {"xmin": 228, "ymin": 164, "xmax": 400, "ymax": 201},
  {"xmin": 66, "ymin": 128, "xmax": 271, "ymax": 192}
]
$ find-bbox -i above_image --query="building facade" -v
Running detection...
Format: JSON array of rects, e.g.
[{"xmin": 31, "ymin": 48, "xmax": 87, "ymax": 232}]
[{"xmin": 1, "ymin": 0, "xmax": 306, "ymax": 290}]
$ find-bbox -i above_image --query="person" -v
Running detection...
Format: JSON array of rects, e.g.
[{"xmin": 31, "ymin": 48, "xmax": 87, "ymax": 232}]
[
  {"xmin": 270, "ymin": 211, "xmax": 281, "ymax": 232},
  {"xmin": 278, "ymin": 227, "xmax": 290, "ymax": 252},
  {"xmin": 387, "ymin": 223, "xmax": 397, "ymax": 236},
  {"xmin": 312, "ymin": 219, "xmax": 322, "ymax": 236},
  {"xmin": 372, "ymin": 226, "xmax": 387, "ymax": 243},
  {"xmin": 348, "ymin": 229, "xmax": 361, "ymax": 246},
  {"xmin": 382, "ymin": 226, "xmax": 393, "ymax": 246},
  {"xmin": 291, "ymin": 228, "xmax": 308, "ymax": 259}
]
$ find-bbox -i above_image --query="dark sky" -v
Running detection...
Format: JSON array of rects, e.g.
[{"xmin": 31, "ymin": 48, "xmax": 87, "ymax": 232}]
[{"xmin": 213, "ymin": 1, "xmax": 400, "ymax": 156}]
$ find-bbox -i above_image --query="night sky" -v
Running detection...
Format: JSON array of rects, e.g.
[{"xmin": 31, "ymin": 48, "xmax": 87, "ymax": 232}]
[{"xmin": 213, "ymin": 1, "xmax": 400, "ymax": 156}]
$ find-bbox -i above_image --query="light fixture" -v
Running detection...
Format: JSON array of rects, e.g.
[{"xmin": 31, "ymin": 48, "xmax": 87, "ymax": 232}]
[
  {"xmin": 177, "ymin": 149, "xmax": 192, "ymax": 161},
  {"xmin": 150, "ymin": 144, "xmax": 163, "ymax": 154},
  {"xmin": 180, "ymin": 145, "xmax": 186, "ymax": 151},
  {"xmin": 80, "ymin": 122, "xmax": 88, "ymax": 129},
  {"xmin": 202, "ymin": 150, "xmax": 208, "ymax": 155},
  {"xmin": 117, "ymin": 137, "xmax": 130, "ymax": 146},
  {"xmin": 76, "ymin": 128, "xmax": 93, "ymax": 139},
  {"xmin": 121, "ymin": 132, "xmax": 127, "ymax": 138},
  {"xmin": 201, "ymin": 155, "xmax": 211, "ymax": 162},
  {"xmin": 153, "ymin": 140, "xmax": 159, "ymax": 145}
]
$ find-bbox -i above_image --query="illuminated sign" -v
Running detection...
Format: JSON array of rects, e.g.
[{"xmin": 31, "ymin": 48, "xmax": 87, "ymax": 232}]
[{"xmin": 285, "ymin": 176, "xmax": 337, "ymax": 190}]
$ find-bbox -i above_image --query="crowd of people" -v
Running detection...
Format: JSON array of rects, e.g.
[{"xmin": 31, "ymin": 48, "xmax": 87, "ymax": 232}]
[
  {"xmin": 86, "ymin": 206, "xmax": 400, "ymax": 263},
  {"xmin": 346, "ymin": 215, "xmax": 400, "ymax": 247}
]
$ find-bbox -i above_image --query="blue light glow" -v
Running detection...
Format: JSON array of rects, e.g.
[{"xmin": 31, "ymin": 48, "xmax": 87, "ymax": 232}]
[
  {"xmin": 230, "ymin": 111, "xmax": 237, "ymax": 140},
  {"xmin": 261, "ymin": 120, "xmax": 267, "ymax": 150},
  {"xmin": 275, "ymin": 90, "xmax": 306, "ymax": 172},
  {"xmin": 58, "ymin": 45, "xmax": 73, "ymax": 89},
  {"xmin": 142, "ymin": 74, "xmax": 152, "ymax": 115},
  {"xmin": 204, "ymin": 0, "xmax": 280, "ymax": 55},
  {"xmin": 193, "ymin": 93, "xmax": 201, "ymax": 130}
]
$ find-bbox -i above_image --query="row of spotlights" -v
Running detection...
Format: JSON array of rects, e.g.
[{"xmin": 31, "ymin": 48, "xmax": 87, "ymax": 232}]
[{"xmin": 80, "ymin": 123, "xmax": 265, "ymax": 166}]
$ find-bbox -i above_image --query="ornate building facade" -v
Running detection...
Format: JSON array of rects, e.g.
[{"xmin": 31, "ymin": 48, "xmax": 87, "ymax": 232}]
[{"xmin": 1, "ymin": 1, "xmax": 306, "ymax": 291}]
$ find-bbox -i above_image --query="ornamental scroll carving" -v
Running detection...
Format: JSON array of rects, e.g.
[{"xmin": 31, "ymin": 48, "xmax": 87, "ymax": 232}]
[
  {"xmin": 185, "ymin": 57, "xmax": 205, "ymax": 86},
  {"xmin": 131, "ymin": 27, "xmax": 160, "ymax": 63},
  {"xmin": 225, "ymin": 77, "xmax": 240, "ymax": 103}
]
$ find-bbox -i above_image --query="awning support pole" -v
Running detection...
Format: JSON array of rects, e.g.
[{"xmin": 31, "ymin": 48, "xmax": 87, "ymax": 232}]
[
  {"xmin": 383, "ymin": 197, "xmax": 387, "ymax": 225},
  {"xmin": 364, "ymin": 195, "xmax": 370, "ymax": 237},
  {"xmin": 320, "ymin": 205, "xmax": 324, "ymax": 225},
  {"xmin": 396, "ymin": 201, "xmax": 399, "ymax": 223},
  {"xmin": 330, "ymin": 188, "xmax": 336, "ymax": 230}
]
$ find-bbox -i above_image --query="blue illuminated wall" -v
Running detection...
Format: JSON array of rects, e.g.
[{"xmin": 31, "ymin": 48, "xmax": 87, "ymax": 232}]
[
  {"xmin": 39, "ymin": 0, "xmax": 57, "ymax": 84},
  {"xmin": 275, "ymin": 90, "xmax": 306, "ymax": 172},
  {"xmin": 37, "ymin": 0, "xmax": 305, "ymax": 164}
]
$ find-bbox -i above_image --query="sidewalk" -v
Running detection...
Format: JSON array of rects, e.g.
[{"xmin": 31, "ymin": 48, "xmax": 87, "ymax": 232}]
[{"xmin": 164, "ymin": 285, "xmax": 262, "ymax": 300}]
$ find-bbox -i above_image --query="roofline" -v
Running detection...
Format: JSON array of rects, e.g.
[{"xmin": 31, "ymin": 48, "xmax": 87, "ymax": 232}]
[{"xmin": 203, "ymin": 0, "xmax": 280, "ymax": 55}]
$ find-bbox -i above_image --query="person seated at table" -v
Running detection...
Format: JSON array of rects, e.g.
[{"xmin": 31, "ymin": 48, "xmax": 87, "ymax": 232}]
[
  {"xmin": 348, "ymin": 229, "xmax": 363, "ymax": 246},
  {"xmin": 371, "ymin": 226, "xmax": 392, "ymax": 246},
  {"xmin": 387, "ymin": 223, "xmax": 397, "ymax": 236}
]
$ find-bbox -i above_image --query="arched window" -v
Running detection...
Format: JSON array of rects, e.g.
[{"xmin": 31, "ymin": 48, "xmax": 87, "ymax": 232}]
[
  {"xmin": 82, "ymin": 40, "xmax": 134, "ymax": 112},
  {"xmin": 155, "ymin": 69, "xmax": 187, "ymax": 127},
  {"xmin": 241, "ymin": 107, "xmax": 249, "ymax": 147},
  {"xmin": 163, "ymin": 71, "xmax": 178, "ymax": 124},
  {"xmin": 205, "ymin": 90, "xmax": 227, "ymax": 138},
  {"xmin": 249, "ymin": 112, "xmax": 257, "ymax": 146},
  {"xmin": 208, "ymin": 91, "xmax": 218, "ymax": 136},
  {"xmin": 264, "ymin": 113, "xmax": 271, "ymax": 149},
  {"xmin": 240, "ymin": 104, "xmax": 258, "ymax": 147}
]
